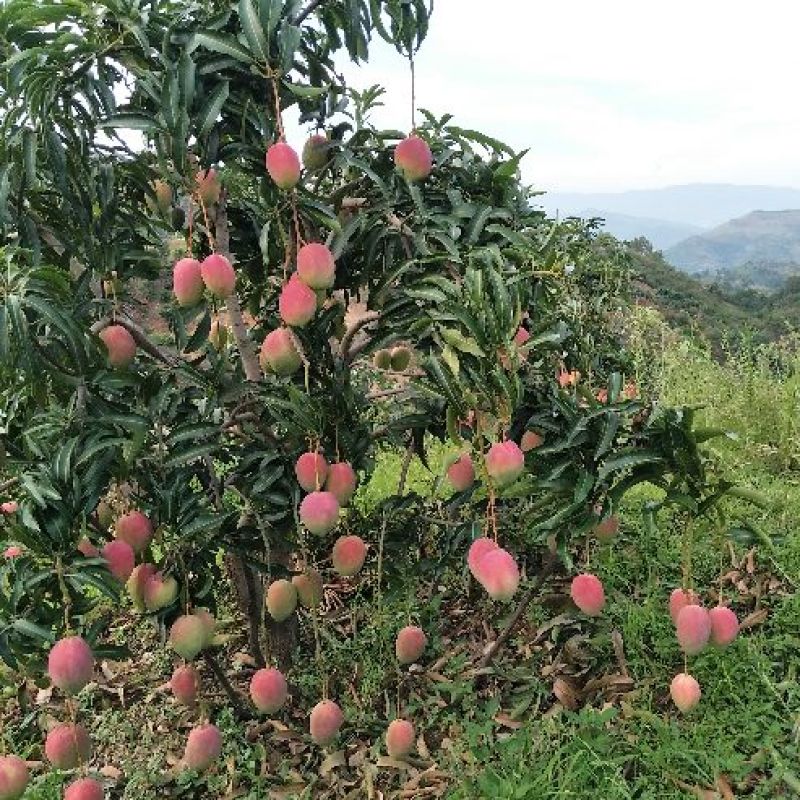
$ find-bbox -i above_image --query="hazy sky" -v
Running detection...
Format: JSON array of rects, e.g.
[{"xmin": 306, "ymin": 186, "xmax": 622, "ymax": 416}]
[{"xmin": 324, "ymin": 1, "xmax": 800, "ymax": 193}]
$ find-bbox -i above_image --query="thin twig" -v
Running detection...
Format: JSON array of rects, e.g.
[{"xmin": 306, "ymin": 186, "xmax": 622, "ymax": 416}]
[
  {"xmin": 477, "ymin": 551, "xmax": 558, "ymax": 669},
  {"xmin": 90, "ymin": 316, "xmax": 177, "ymax": 367},
  {"xmin": 397, "ymin": 440, "xmax": 414, "ymax": 497},
  {"xmin": 293, "ymin": 0, "xmax": 326, "ymax": 24},
  {"xmin": 366, "ymin": 386, "xmax": 411, "ymax": 401},
  {"xmin": 0, "ymin": 477, "xmax": 19, "ymax": 494},
  {"xmin": 202, "ymin": 651, "xmax": 250, "ymax": 719}
]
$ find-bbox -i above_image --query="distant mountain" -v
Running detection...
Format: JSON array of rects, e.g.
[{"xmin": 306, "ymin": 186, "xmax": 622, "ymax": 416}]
[
  {"xmin": 540, "ymin": 183, "xmax": 800, "ymax": 228},
  {"xmin": 665, "ymin": 210, "xmax": 800, "ymax": 273},
  {"xmin": 572, "ymin": 208, "xmax": 703, "ymax": 250}
]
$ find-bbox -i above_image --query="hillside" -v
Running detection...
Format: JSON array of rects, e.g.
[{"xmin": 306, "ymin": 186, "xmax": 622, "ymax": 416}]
[
  {"xmin": 625, "ymin": 239, "xmax": 800, "ymax": 351},
  {"xmin": 665, "ymin": 209, "xmax": 800, "ymax": 273},
  {"xmin": 541, "ymin": 183, "xmax": 800, "ymax": 228}
]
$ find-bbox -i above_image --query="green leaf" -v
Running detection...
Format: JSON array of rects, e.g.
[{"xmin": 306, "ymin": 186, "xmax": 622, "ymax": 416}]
[
  {"xmin": 440, "ymin": 327, "xmax": 485, "ymax": 357},
  {"xmin": 283, "ymin": 81, "xmax": 328, "ymax": 99},
  {"xmin": 278, "ymin": 24, "xmax": 301, "ymax": 72},
  {"xmin": 196, "ymin": 81, "xmax": 229, "ymax": 137},
  {"xmin": 98, "ymin": 113, "xmax": 162, "ymax": 131},
  {"xmin": 239, "ymin": 0, "xmax": 270, "ymax": 62},
  {"xmin": 191, "ymin": 31, "xmax": 254, "ymax": 64},
  {"xmin": 12, "ymin": 618, "xmax": 52, "ymax": 642},
  {"xmin": 598, "ymin": 450, "xmax": 664, "ymax": 484}
]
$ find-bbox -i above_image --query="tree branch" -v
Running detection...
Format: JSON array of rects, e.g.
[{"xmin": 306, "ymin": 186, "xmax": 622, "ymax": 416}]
[
  {"xmin": 213, "ymin": 191, "xmax": 262, "ymax": 382},
  {"xmin": 90, "ymin": 316, "xmax": 178, "ymax": 367},
  {"xmin": 340, "ymin": 311, "xmax": 379, "ymax": 363},
  {"xmin": 477, "ymin": 551, "xmax": 558, "ymax": 669},
  {"xmin": 293, "ymin": 0, "xmax": 326, "ymax": 25},
  {"xmin": 202, "ymin": 651, "xmax": 251, "ymax": 719}
]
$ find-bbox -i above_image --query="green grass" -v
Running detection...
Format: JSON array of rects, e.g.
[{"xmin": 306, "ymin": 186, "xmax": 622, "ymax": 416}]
[{"xmin": 5, "ymin": 333, "xmax": 800, "ymax": 799}]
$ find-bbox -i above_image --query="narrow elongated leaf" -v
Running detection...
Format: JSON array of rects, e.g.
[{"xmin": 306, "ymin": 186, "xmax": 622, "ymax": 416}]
[
  {"xmin": 239, "ymin": 0, "xmax": 269, "ymax": 62},
  {"xmin": 191, "ymin": 31, "xmax": 254, "ymax": 63}
]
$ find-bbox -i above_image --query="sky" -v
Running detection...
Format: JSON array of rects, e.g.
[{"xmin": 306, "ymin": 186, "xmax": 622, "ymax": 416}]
[{"xmin": 314, "ymin": 0, "xmax": 800, "ymax": 193}]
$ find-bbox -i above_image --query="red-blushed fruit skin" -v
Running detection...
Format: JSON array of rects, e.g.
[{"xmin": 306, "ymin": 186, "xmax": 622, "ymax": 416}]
[
  {"xmin": 295, "ymin": 452, "xmax": 329, "ymax": 493},
  {"xmin": 297, "ymin": 242, "xmax": 336, "ymax": 290},
  {"xmin": 266, "ymin": 142, "xmax": 301, "ymax": 190},
  {"xmin": 48, "ymin": 636, "xmax": 94, "ymax": 695},
  {"xmin": 170, "ymin": 664, "xmax": 200, "ymax": 706},
  {"xmin": 299, "ymin": 491, "xmax": 340, "ymax": 535},
  {"xmin": 172, "ymin": 258, "xmax": 204, "ymax": 307},
  {"xmin": 44, "ymin": 723, "xmax": 91, "ymax": 769},
  {"xmin": 200, "ymin": 254, "xmax": 236, "ymax": 299},
  {"xmin": 476, "ymin": 548, "xmax": 520, "ymax": 601},
  {"xmin": 3, "ymin": 546, "xmax": 22, "ymax": 559},
  {"xmin": 266, "ymin": 579, "xmax": 298, "ymax": 622},
  {"xmin": 196, "ymin": 168, "xmax": 221, "ymax": 206},
  {"xmin": 249, "ymin": 668, "xmax": 288, "ymax": 713},
  {"xmin": 520, "ymin": 430, "xmax": 544, "ymax": 452},
  {"xmin": 570, "ymin": 573, "xmax": 606, "ymax": 616},
  {"xmin": 183, "ymin": 723, "xmax": 222, "ymax": 772},
  {"xmin": 325, "ymin": 463, "xmax": 357, "ymax": 506},
  {"xmin": 385, "ymin": 719, "xmax": 415, "ymax": 759},
  {"xmin": 1, "ymin": 501, "xmax": 18, "ymax": 514},
  {"xmin": 394, "ymin": 135, "xmax": 433, "ymax": 181},
  {"xmin": 447, "ymin": 454, "xmax": 475, "ymax": 492},
  {"xmin": 302, "ymin": 134, "xmax": 328, "ymax": 171},
  {"xmin": 670, "ymin": 672, "xmax": 701, "ymax": 713},
  {"xmin": 101, "ymin": 539, "xmax": 135, "ymax": 582},
  {"xmin": 143, "ymin": 572, "xmax": 178, "ymax": 611},
  {"xmin": 668, "ymin": 588, "xmax": 700, "ymax": 624},
  {"xmin": 485, "ymin": 441, "xmax": 525, "ymax": 488},
  {"xmin": 292, "ymin": 570, "xmax": 324, "ymax": 608},
  {"xmin": 0, "ymin": 754, "xmax": 28, "ymax": 800},
  {"xmin": 126, "ymin": 563, "xmax": 157, "ymax": 610},
  {"xmin": 194, "ymin": 608, "xmax": 216, "ymax": 647},
  {"xmin": 279, "ymin": 275, "xmax": 317, "ymax": 327},
  {"xmin": 260, "ymin": 328, "xmax": 302, "ymax": 376},
  {"xmin": 593, "ymin": 514, "xmax": 620, "ymax": 543},
  {"xmin": 99, "ymin": 325, "xmax": 136, "ymax": 368},
  {"xmin": 675, "ymin": 604, "xmax": 711, "ymax": 655},
  {"xmin": 309, "ymin": 700, "xmax": 343, "ymax": 746},
  {"xmin": 467, "ymin": 537, "xmax": 498, "ymax": 582},
  {"xmin": 395, "ymin": 625, "xmax": 427, "ymax": 665},
  {"xmin": 115, "ymin": 510, "xmax": 153, "ymax": 554},
  {"xmin": 709, "ymin": 606, "xmax": 739, "ymax": 647},
  {"xmin": 514, "ymin": 327, "xmax": 530, "ymax": 347},
  {"xmin": 169, "ymin": 615, "xmax": 207, "ymax": 661},
  {"xmin": 77, "ymin": 538, "xmax": 99, "ymax": 558},
  {"xmin": 331, "ymin": 535, "xmax": 367, "ymax": 577},
  {"xmin": 63, "ymin": 777, "xmax": 104, "ymax": 800}
]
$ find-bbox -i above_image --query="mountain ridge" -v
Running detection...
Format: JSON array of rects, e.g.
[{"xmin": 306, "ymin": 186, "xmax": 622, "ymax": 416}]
[{"xmin": 540, "ymin": 183, "xmax": 800, "ymax": 228}]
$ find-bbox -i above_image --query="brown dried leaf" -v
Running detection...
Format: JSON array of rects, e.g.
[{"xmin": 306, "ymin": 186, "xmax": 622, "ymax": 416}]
[
  {"xmin": 99, "ymin": 765, "xmax": 123, "ymax": 780},
  {"xmin": 739, "ymin": 608, "xmax": 768, "ymax": 630},
  {"xmin": 493, "ymin": 713, "xmax": 523, "ymax": 730},
  {"xmin": 553, "ymin": 678, "xmax": 581, "ymax": 710},
  {"xmin": 320, "ymin": 750, "xmax": 346, "ymax": 775}
]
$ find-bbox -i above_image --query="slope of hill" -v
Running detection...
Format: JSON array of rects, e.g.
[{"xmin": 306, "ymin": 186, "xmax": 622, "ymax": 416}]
[
  {"xmin": 626, "ymin": 240, "xmax": 754, "ymax": 351},
  {"xmin": 665, "ymin": 209, "xmax": 800, "ymax": 273},
  {"xmin": 572, "ymin": 209, "xmax": 703, "ymax": 250},
  {"xmin": 541, "ymin": 183, "xmax": 800, "ymax": 228}
]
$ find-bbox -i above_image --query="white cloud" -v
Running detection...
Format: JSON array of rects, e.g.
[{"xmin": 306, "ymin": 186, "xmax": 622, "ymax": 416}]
[{"xmin": 309, "ymin": 0, "xmax": 800, "ymax": 192}]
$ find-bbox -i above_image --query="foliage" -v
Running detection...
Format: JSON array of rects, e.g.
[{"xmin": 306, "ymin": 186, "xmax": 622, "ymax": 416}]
[{"xmin": 0, "ymin": 0, "xmax": 776, "ymax": 796}]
